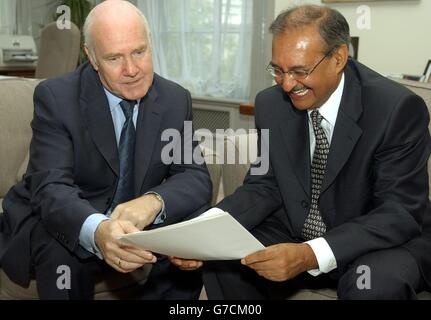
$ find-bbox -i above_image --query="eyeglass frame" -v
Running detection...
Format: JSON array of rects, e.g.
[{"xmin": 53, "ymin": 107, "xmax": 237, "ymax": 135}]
[{"xmin": 266, "ymin": 47, "xmax": 335, "ymax": 82}]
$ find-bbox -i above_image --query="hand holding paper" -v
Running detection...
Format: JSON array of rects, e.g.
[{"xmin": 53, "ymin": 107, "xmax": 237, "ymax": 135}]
[{"xmin": 119, "ymin": 208, "xmax": 265, "ymax": 260}]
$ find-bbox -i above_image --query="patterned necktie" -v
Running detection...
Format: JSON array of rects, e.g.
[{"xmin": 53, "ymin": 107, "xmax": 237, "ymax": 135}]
[
  {"xmin": 302, "ymin": 109, "xmax": 328, "ymax": 240},
  {"xmin": 109, "ymin": 99, "xmax": 137, "ymax": 211}
]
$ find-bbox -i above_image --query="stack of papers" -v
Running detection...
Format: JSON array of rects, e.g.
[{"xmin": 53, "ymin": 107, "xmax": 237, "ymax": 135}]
[{"xmin": 119, "ymin": 208, "xmax": 265, "ymax": 260}]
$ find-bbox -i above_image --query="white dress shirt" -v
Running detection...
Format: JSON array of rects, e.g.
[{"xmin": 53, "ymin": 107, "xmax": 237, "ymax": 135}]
[{"xmin": 306, "ymin": 73, "xmax": 345, "ymax": 276}]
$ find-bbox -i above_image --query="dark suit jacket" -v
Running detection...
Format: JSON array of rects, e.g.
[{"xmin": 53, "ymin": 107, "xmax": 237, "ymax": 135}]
[
  {"xmin": 0, "ymin": 62, "xmax": 212, "ymax": 286},
  {"xmin": 217, "ymin": 59, "xmax": 431, "ymax": 285},
  {"xmin": 405, "ymin": 203, "xmax": 431, "ymax": 289}
]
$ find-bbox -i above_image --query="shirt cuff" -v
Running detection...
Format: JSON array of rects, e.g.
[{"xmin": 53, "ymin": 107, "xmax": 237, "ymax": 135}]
[
  {"xmin": 305, "ymin": 237, "xmax": 337, "ymax": 276},
  {"xmin": 145, "ymin": 191, "xmax": 166, "ymax": 224},
  {"xmin": 79, "ymin": 213, "xmax": 109, "ymax": 259}
]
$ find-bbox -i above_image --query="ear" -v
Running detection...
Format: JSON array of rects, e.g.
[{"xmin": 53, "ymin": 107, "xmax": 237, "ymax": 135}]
[
  {"xmin": 84, "ymin": 45, "xmax": 98, "ymax": 71},
  {"xmin": 333, "ymin": 44, "xmax": 348, "ymax": 73}
]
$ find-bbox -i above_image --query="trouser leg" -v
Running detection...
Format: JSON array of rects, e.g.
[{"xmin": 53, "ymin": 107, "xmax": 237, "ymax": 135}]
[
  {"xmin": 30, "ymin": 222, "xmax": 101, "ymax": 300},
  {"xmin": 337, "ymin": 247, "xmax": 423, "ymax": 300},
  {"xmin": 203, "ymin": 210, "xmax": 305, "ymax": 300}
]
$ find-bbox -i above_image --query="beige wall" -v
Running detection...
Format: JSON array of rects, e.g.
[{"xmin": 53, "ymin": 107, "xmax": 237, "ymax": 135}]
[{"xmin": 274, "ymin": 0, "xmax": 431, "ymax": 77}]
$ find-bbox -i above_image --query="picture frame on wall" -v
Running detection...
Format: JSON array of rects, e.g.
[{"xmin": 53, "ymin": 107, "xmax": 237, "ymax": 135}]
[
  {"xmin": 349, "ymin": 36, "xmax": 359, "ymax": 60},
  {"xmin": 423, "ymin": 60, "xmax": 431, "ymax": 83},
  {"xmin": 322, "ymin": 0, "xmax": 407, "ymax": 2},
  {"xmin": 322, "ymin": 0, "xmax": 370, "ymax": 2}
]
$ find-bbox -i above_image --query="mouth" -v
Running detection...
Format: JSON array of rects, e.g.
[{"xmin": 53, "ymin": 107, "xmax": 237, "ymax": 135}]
[
  {"xmin": 289, "ymin": 87, "xmax": 310, "ymax": 98},
  {"xmin": 123, "ymin": 78, "xmax": 141, "ymax": 86}
]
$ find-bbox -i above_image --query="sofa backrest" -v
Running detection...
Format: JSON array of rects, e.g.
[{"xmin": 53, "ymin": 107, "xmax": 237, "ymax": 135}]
[
  {"xmin": 391, "ymin": 78, "xmax": 431, "ymax": 196},
  {"xmin": 222, "ymin": 133, "xmax": 258, "ymax": 197},
  {"xmin": 0, "ymin": 78, "xmax": 41, "ymax": 198},
  {"xmin": 391, "ymin": 78, "xmax": 431, "ymax": 130}
]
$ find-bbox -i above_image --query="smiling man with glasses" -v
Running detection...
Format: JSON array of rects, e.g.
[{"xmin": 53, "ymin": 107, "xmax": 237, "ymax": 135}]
[{"xmin": 172, "ymin": 4, "xmax": 431, "ymax": 300}]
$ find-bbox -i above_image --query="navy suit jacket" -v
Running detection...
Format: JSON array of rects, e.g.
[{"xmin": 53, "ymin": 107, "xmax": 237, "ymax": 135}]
[
  {"xmin": 0, "ymin": 62, "xmax": 212, "ymax": 286},
  {"xmin": 217, "ymin": 59, "xmax": 431, "ymax": 286}
]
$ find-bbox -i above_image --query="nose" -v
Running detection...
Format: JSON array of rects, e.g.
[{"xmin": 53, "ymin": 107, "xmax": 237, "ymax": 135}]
[
  {"xmin": 280, "ymin": 75, "xmax": 298, "ymax": 93},
  {"xmin": 123, "ymin": 57, "xmax": 139, "ymax": 77}
]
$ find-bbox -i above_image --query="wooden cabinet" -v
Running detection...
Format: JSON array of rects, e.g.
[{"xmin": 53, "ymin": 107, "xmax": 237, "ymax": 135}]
[
  {"xmin": 239, "ymin": 103, "xmax": 255, "ymax": 116},
  {"xmin": 0, "ymin": 66, "xmax": 35, "ymax": 78}
]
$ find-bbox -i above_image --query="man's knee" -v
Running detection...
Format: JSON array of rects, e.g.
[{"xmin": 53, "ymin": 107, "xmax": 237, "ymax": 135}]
[
  {"xmin": 30, "ymin": 223, "xmax": 101, "ymax": 299},
  {"xmin": 337, "ymin": 248, "xmax": 421, "ymax": 300},
  {"xmin": 30, "ymin": 223, "xmax": 73, "ymax": 269}
]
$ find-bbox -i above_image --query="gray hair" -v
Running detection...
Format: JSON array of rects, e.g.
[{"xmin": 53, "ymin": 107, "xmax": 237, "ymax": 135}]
[
  {"xmin": 83, "ymin": 4, "xmax": 152, "ymax": 57},
  {"xmin": 269, "ymin": 5, "xmax": 350, "ymax": 54}
]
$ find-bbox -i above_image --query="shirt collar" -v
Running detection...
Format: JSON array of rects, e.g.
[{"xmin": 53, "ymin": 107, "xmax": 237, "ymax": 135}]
[
  {"xmin": 103, "ymin": 88, "xmax": 140, "ymax": 112},
  {"xmin": 308, "ymin": 73, "xmax": 345, "ymax": 127}
]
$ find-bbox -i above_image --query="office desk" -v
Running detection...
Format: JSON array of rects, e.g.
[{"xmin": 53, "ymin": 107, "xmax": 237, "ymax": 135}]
[{"xmin": 0, "ymin": 66, "xmax": 35, "ymax": 78}]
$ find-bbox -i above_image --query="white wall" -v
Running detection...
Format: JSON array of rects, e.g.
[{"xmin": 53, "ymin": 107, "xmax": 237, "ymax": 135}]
[{"xmin": 274, "ymin": 0, "xmax": 431, "ymax": 77}]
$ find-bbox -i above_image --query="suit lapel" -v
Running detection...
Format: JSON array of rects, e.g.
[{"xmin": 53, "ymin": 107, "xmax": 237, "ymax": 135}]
[
  {"xmin": 321, "ymin": 64, "xmax": 363, "ymax": 193},
  {"xmin": 79, "ymin": 63, "xmax": 119, "ymax": 175},
  {"xmin": 134, "ymin": 78, "xmax": 163, "ymax": 193},
  {"xmin": 279, "ymin": 106, "xmax": 311, "ymax": 198}
]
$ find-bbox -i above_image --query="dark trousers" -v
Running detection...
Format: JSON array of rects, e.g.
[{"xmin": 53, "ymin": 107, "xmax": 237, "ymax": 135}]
[
  {"xmin": 203, "ymin": 217, "xmax": 424, "ymax": 300},
  {"xmin": 30, "ymin": 222, "xmax": 202, "ymax": 300}
]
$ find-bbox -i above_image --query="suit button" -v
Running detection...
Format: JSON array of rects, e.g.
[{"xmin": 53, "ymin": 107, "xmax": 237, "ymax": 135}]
[{"xmin": 301, "ymin": 200, "xmax": 309, "ymax": 208}]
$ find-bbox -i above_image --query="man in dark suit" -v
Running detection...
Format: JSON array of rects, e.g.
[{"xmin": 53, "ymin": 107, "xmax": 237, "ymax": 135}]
[
  {"xmin": 172, "ymin": 5, "xmax": 431, "ymax": 299},
  {"xmin": 0, "ymin": 0, "xmax": 211, "ymax": 299}
]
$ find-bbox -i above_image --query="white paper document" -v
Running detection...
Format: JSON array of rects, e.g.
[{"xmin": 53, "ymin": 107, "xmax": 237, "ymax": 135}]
[{"xmin": 119, "ymin": 208, "xmax": 265, "ymax": 260}]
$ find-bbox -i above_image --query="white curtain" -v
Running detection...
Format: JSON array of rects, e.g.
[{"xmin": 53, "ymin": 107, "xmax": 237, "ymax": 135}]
[
  {"xmin": 0, "ymin": 0, "xmax": 17, "ymax": 34},
  {"xmin": 138, "ymin": 0, "xmax": 253, "ymax": 100},
  {"xmin": 0, "ymin": 0, "xmax": 43, "ymax": 36}
]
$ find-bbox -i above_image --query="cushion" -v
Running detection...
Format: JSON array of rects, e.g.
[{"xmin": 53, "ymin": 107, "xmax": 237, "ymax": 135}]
[
  {"xmin": 16, "ymin": 152, "xmax": 29, "ymax": 183},
  {"xmin": 390, "ymin": 78, "xmax": 431, "ymax": 198},
  {"xmin": 286, "ymin": 288, "xmax": 338, "ymax": 300},
  {"xmin": 0, "ymin": 265, "xmax": 152, "ymax": 300},
  {"xmin": 201, "ymin": 145, "xmax": 222, "ymax": 205},
  {"xmin": 0, "ymin": 78, "xmax": 41, "ymax": 198},
  {"xmin": 222, "ymin": 132, "xmax": 258, "ymax": 197}
]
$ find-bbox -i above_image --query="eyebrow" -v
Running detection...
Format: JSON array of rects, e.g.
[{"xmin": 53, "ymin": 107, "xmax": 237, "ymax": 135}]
[
  {"xmin": 133, "ymin": 44, "xmax": 148, "ymax": 52},
  {"xmin": 102, "ymin": 44, "xmax": 148, "ymax": 59},
  {"xmin": 102, "ymin": 53, "xmax": 121, "ymax": 59}
]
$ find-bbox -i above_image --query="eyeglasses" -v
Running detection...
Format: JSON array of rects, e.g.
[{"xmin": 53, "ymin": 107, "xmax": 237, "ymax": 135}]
[{"xmin": 266, "ymin": 49, "xmax": 333, "ymax": 81}]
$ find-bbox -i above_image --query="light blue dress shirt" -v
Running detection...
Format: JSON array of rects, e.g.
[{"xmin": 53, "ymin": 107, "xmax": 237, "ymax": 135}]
[{"xmin": 79, "ymin": 89, "xmax": 166, "ymax": 258}]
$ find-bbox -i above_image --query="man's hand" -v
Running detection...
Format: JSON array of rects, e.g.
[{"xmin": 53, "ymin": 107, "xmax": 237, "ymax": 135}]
[
  {"xmin": 110, "ymin": 194, "xmax": 163, "ymax": 230},
  {"xmin": 169, "ymin": 257, "xmax": 203, "ymax": 271},
  {"xmin": 241, "ymin": 243, "xmax": 318, "ymax": 282},
  {"xmin": 95, "ymin": 219, "xmax": 157, "ymax": 273}
]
